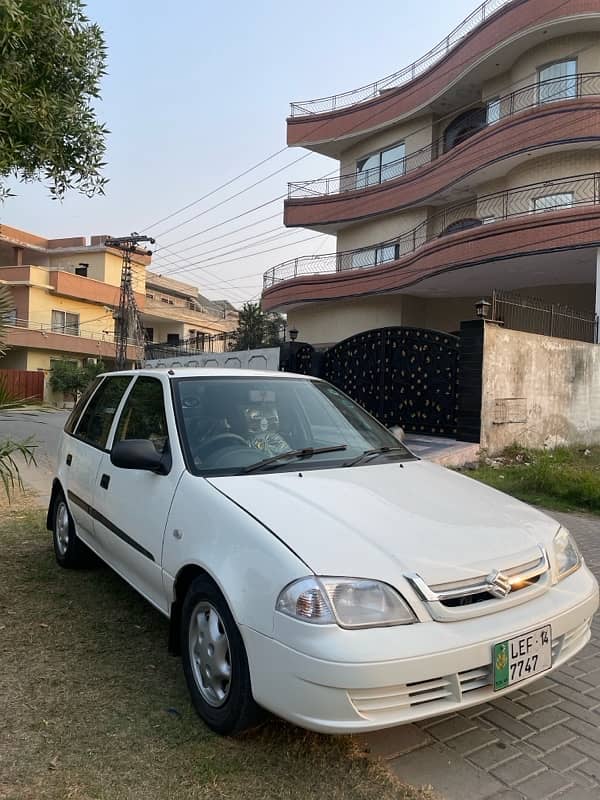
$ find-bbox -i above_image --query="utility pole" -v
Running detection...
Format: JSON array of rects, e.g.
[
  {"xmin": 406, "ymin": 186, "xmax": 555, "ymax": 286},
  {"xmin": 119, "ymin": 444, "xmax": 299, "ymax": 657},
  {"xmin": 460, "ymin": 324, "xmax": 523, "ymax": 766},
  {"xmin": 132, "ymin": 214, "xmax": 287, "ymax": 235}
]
[{"xmin": 104, "ymin": 233, "xmax": 155, "ymax": 370}]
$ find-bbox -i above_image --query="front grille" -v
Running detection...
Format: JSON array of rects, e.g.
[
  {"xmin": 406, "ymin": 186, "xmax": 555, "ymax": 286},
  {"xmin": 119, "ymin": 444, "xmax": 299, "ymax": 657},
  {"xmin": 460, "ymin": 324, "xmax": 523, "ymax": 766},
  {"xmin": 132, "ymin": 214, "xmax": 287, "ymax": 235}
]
[
  {"xmin": 405, "ymin": 546, "xmax": 550, "ymax": 621},
  {"xmin": 441, "ymin": 575, "xmax": 541, "ymax": 607}
]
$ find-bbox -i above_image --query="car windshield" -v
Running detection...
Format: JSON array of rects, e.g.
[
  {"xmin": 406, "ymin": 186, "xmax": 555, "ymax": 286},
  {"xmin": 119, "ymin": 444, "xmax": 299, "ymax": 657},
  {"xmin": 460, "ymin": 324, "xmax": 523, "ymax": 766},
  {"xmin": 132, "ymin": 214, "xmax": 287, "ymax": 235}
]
[{"xmin": 173, "ymin": 376, "xmax": 415, "ymax": 477}]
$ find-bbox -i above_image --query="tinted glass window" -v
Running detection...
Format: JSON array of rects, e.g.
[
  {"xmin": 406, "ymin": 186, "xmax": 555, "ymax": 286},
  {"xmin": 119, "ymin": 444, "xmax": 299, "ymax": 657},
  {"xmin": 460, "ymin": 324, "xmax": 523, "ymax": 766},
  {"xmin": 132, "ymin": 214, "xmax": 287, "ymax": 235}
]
[
  {"xmin": 64, "ymin": 376, "xmax": 103, "ymax": 435},
  {"xmin": 75, "ymin": 376, "xmax": 132, "ymax": 449},
  {"xmin": 174, "ymin": 376, "xmax": 414, "ymax": 477},
  {"xmin": 538, "ymin": 60, "xmax": 577, "ymax": 104},
  {"xmin": 114, "ymin": 377, "xmax": 169, "ymax": 454}
]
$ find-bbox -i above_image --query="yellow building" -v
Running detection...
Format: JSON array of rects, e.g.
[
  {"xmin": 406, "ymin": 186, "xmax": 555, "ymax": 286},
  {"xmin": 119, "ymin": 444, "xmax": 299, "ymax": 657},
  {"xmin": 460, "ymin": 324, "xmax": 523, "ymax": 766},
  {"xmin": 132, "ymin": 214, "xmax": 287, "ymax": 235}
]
[{"xmin": 0, "ymin": 224, "xmax": 238, "ymax": 403}]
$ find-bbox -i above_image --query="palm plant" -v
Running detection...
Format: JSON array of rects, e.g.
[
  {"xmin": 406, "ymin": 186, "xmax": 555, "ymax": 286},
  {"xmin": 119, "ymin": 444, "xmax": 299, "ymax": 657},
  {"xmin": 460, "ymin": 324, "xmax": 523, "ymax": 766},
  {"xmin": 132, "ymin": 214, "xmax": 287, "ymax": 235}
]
[{"xmin": 0, "ymin": 285, "xmax": 36, "ymax": 498}]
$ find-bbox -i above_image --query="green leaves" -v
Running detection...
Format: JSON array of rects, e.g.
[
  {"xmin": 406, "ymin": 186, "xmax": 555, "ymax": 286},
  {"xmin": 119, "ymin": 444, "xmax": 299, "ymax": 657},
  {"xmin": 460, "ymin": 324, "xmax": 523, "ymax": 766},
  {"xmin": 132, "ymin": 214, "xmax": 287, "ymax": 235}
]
[
  {"xmin": 49, "ymin": 358, "xmax": 103, "ymax": 401},
  {"xmin": 0, "ymin": 0, "xmax": 108, "ymax": 199},
  {"xmin": 230, "ymin": 302, "xmax": 285, "ymax": 351},
  {"xmin": 0, "ymin": 435, "xmax": 37, "ymax": 500}
]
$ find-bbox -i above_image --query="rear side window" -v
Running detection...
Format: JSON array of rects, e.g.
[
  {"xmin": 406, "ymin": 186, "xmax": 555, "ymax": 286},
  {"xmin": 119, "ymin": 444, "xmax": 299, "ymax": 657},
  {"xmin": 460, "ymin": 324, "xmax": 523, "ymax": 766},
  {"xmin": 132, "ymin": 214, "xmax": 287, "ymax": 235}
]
[
  {"xmin": 113, "ymin": 377, "xmax": 169, "ymax": 454},
  {"xmin": 64, "ymin": 377, "xmax": 103, "ymax": 434},
  {"xmin": 74, "ymin": 376, "xmax": 132, "ymax": 449}
]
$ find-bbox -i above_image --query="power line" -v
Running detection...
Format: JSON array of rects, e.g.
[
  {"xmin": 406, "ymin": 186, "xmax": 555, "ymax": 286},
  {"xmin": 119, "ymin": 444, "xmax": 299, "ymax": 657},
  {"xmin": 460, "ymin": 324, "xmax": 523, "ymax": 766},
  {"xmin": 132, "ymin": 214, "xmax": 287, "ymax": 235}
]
[
  {"xmin": 141, "ymin": 146, "xmax": 288, "ymax": 231},
  {"xmin": 153, "ymin": 151, "xmax": 314, "ymax": 239}
]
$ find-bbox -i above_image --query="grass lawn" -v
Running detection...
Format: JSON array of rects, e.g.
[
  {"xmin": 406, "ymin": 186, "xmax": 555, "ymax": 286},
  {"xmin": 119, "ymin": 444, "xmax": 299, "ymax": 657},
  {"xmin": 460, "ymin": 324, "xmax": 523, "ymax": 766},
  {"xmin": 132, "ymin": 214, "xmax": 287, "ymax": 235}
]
[
  {"xmin": 463, "ymin": 445, "xmax": 600, "ymax": 515},
  {"xmin": 0, "ymin": 494, "xmax": 431, "ymax": 800}
]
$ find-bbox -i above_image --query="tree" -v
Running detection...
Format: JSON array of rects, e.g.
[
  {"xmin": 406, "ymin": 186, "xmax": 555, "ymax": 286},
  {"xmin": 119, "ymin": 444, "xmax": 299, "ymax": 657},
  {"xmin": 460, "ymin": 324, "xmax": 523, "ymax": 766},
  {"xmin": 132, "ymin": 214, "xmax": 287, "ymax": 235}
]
[
  {"xmin": 0, "ymin": 1, "xmax": 108, "ymax": 200},
  {"xmin": 49, "ymin": 358, "xmax": 104, "ymax": 404},
  {"xmin": 230, "ymin": 303, "xmax": 285, "ymax": 350},
  {"xmin": 0, "ymin": 285, "xmax": 36, "ymax": 499}
]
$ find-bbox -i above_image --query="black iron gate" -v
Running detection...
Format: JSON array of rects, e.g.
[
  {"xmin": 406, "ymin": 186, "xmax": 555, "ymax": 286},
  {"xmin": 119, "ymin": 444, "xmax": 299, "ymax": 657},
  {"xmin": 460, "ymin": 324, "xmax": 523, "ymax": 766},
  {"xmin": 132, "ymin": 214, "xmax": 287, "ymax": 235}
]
[{"xmin": 319, "ymin": 327, "xmax": 460, "ymax": 436}]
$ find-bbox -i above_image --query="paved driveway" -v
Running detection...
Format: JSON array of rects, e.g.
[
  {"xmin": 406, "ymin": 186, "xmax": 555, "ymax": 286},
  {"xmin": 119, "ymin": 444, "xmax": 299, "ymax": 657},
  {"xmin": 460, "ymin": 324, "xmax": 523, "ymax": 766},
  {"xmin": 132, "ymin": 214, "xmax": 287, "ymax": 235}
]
[{"xmin": 364, "ymin": 510, "xmax": 600, "ymax": 800}]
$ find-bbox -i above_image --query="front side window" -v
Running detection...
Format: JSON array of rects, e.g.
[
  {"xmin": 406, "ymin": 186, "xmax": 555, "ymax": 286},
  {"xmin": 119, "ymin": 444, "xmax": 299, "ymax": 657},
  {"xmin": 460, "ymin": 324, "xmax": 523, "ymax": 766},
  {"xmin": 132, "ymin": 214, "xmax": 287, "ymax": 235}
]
[
  {"xmin": 113, "ymin": 377, "xmax": 169, "ymax": 454},
  {"xmin": 174, "ymin": 376, "xmax": 414, "ymax": 477},
  {"xmin": 51, "ymin": 310, "xmax": 80, "ymax": 336},
  {"xmin": 538, "ymin": 60, "xmax": 577, "ymax": 104},
  {"xmin": 531, "ymin": 193, "xmax": 574, "ymax": 212},
  {"xmin": 74, "ymin": 376, "xmax": 132, "ymax": 449},
  {"xmin": 356, "ymin": 142, "xmax": 405, "ymax": 189}
]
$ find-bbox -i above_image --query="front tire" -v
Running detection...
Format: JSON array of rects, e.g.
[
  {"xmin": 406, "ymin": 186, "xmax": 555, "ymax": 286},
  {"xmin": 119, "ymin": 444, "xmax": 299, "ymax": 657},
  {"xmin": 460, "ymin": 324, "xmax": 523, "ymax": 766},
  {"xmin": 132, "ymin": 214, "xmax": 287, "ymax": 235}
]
[
  {"xmin": 181, "ymin": 575, "xmax": 264, "ymax": 735},
  {"xmin": 52, "ymin": 492, "xmax": 94, "ymax": 569}
]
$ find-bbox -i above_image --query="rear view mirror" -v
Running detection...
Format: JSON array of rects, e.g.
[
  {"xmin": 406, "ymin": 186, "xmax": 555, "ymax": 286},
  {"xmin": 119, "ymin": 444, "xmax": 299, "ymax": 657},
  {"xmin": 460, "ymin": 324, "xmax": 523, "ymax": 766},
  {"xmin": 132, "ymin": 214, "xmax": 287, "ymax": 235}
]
[{"xmin": 111, "ymin": 439, "xmax": 169, "ymax": 474}]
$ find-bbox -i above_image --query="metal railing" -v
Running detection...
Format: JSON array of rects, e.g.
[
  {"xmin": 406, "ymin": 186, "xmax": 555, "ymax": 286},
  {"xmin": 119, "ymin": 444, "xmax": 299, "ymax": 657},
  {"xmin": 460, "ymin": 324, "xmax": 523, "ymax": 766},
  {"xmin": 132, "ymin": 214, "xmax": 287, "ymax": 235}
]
[
  {"xmin": 491, "ymin": 290, "xmax": 599, "ymax": 343},
  {"xmin": 6, "ymin": 317, "xmax": 128, "ymax": 344},
  {"xmin": 290, "ymin": 0, "xmax": 513, "ymax": 116},
  {"xmin": 264, "ymin": 172, "xmax": 600, "ymax": 288},
  {"xmin": 144, "ymin": 331, "xmax": 239, "ymax": 359},
  {"xmin": 288, "ymin": 73, "xmax": 600, "ymax": 198}
]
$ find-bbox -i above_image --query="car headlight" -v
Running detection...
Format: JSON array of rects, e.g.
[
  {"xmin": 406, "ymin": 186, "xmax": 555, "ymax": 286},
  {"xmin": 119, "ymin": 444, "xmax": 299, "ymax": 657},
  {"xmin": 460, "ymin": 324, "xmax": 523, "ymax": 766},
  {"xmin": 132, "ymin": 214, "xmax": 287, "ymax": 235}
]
[
  {"xmin": 553, "ymin": 527, "xmax": 581, "ymax": 581},
  {"xmin": 276, "ymin": 576, "xmax": 417, "ymax": 628}
]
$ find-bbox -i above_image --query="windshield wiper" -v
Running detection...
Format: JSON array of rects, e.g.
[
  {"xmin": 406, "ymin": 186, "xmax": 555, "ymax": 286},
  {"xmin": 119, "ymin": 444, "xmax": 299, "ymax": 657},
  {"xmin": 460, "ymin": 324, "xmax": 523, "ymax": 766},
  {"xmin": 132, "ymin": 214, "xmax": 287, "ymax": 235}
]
[
  {"xmin": 240, "ymin": 444, "xmax": 348, "ymax": 475},
  {"xmin": 346, "ymin": 446, "xmax": 410, "ymax": 467}
]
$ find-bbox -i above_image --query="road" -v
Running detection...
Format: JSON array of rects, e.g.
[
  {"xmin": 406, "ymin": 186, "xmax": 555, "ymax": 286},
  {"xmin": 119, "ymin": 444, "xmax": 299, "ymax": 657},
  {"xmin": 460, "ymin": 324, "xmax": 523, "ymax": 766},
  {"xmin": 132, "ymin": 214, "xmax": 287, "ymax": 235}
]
[{"xmin": 0, "ymin": 408, "xmax": 69, "ymax": 504}]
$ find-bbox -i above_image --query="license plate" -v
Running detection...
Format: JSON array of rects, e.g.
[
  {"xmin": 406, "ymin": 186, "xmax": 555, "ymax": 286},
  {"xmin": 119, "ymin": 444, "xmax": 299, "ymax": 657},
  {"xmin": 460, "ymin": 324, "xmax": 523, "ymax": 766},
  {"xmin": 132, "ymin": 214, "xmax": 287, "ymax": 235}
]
[{"xmin": 493, "ymin": 625, "xmax": 552, "ymax": 691}]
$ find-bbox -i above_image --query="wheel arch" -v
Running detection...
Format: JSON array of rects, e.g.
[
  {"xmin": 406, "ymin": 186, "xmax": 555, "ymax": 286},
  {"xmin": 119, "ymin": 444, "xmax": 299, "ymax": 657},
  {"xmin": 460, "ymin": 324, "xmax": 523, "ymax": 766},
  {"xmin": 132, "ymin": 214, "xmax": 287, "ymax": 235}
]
[
  {"xmin": 168, "ymin": 563, "xmax": 222, "ymax": 655},
  {"xmin": 46, "ymin": 479, "xmax": 65, "ymax": 530}
]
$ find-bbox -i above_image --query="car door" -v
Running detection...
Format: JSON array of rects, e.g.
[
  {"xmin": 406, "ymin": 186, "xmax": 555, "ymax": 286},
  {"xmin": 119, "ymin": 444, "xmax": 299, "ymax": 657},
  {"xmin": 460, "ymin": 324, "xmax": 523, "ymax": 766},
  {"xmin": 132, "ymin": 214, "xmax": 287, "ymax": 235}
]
[
  {"xmin": 92, "ymin": 375, "xmax": 185, "ymax": 614},
  {"xmin": 62, "ymin": 375, "xmax": 133, "ymax": 544}
]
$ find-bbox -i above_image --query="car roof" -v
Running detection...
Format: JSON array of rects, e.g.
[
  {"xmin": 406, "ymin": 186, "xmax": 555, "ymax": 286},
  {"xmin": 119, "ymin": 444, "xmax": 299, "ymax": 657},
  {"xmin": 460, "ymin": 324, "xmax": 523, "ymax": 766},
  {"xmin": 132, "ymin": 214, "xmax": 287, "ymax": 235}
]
[{"xmin": 97, "ymin": 368, "xmax": 318, "ymax": 380}]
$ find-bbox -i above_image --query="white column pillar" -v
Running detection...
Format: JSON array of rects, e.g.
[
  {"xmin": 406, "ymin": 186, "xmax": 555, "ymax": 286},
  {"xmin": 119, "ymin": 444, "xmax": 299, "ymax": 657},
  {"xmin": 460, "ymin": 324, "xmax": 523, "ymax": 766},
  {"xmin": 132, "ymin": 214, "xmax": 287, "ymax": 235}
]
[{"xmin": 596, "ymin": 248, "xmax": 600, "ymax": 343}]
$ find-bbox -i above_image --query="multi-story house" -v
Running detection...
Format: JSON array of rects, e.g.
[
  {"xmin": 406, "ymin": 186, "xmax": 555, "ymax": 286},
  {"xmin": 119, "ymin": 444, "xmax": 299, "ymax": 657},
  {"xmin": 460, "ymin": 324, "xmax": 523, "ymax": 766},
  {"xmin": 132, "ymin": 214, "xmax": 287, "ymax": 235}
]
[
  {"xmin": 0, "ymin": 226, "xmax": 148, "ymax": 384},
  {"xmin": 262, "ymin": 0, "xmax": 600, "ymax": 346},
  {"xmin": 143, "ymin": 272, "xmax": 239, "ymax": 351},
  {"xmin": 0, "ymin": 225, "xmax": 239, "ymax": 402}
]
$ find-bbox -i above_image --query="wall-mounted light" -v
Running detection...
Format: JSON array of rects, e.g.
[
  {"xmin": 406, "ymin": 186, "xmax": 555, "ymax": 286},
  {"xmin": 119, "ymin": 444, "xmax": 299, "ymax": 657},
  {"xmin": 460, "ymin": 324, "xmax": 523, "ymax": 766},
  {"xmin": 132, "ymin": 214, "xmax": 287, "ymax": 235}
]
[
  {"xmin": 289, "ymin": 327, "xmax": 299, "ymax": 342},
  {"xmin": 475, "ymin": 299, "xmax": 491, "ymax": 319}
]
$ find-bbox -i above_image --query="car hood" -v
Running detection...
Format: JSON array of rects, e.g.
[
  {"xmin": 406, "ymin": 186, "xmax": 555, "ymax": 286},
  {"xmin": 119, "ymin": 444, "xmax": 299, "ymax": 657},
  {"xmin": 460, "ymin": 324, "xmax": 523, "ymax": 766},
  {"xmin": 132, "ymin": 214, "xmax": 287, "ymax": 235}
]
[{"xmin": 208, "ymin": 460, "xmax": 559, "ymax": 586}]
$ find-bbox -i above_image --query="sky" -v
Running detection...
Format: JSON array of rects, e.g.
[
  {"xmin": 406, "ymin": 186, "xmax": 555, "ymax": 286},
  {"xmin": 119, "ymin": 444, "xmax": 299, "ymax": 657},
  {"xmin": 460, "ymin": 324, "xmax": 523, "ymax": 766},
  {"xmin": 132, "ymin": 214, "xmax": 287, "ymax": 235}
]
[{"xmin": 5, "ymin": 0, "xmax": 479, "ymax": 306}]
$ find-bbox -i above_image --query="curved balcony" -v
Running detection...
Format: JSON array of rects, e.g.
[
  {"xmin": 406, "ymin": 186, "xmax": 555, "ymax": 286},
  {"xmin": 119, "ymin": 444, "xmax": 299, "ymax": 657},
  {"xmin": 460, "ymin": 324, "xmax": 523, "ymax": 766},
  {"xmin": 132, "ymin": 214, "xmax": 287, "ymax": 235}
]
[
  {"xmin": 287, "ymin": 0, "xmax": 600, "ymax": 149},
  {"xmin": 263, "ymin": 173, "xmax": 600, "ymax": 309},
  {"xmin": 286, "ymin": 76, "xmax": 600, "ymax": 229}
]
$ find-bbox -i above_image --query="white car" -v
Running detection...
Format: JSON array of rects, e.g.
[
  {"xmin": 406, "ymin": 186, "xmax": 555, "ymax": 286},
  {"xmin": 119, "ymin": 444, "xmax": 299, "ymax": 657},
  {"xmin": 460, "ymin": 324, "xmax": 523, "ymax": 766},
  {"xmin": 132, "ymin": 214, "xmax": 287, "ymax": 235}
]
[{"xmin": 48, "ymin": 368, "xmax": 599, "ymax": 735}]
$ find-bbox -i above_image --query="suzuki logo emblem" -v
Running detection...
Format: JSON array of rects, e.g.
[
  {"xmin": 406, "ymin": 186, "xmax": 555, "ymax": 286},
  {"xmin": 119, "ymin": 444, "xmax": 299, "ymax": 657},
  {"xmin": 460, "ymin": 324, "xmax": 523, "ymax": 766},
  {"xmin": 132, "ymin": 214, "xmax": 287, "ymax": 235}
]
[{"xmin": 486, "ymin": 570, "xmax": 512, "ymax": 599}]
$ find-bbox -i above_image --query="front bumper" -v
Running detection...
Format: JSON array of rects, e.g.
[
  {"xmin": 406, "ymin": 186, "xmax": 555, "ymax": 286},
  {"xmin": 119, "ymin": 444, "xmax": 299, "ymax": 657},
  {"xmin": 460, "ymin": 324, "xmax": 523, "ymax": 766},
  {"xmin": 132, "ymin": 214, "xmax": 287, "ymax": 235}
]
[{"xmin": 242, "ymin": 565, "xmax": 599, "ymax": 733}]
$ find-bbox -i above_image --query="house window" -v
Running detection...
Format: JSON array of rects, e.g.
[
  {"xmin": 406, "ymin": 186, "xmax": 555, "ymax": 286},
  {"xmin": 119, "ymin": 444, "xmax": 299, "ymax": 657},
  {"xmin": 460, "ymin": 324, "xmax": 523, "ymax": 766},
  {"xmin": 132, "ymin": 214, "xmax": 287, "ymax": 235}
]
[
  {"xmin": 166, "ymin": 333, "xmax": 180, "ymax": 346},
  {"xmin": 486, "ymin": 98, "xmax": 501, "ymax": 124},
  {"xmin": 351, "ymin": 243, "xmax": 399, "ymax": 270},
  {"xmin": 75, "ymin": 263, "xmax": 88, "ymax": 277},
  {"xmin": 538, "ymin": 60, "xmax": 577, "ymax": 104},
  {"xmin": 146, "ymin": 292, "xmax": 155, "ymax": 300},
  {"xmin": 51, "ymin": 310, "xmax": 80, "ymax": 335},
  {"xmin": 3, "ymin": 308, "xmax": 17, "ymax": 325},
  {"xmin": 356, "ymin": 142, "xmax": 406, "ymax": 189},
  {"xmin": 531, "ymin": 193, "xmax": 574, "ymax": 212},
  {"xmin": 144, "ymin": 327, "xmax": 154, "ymax": 342}
]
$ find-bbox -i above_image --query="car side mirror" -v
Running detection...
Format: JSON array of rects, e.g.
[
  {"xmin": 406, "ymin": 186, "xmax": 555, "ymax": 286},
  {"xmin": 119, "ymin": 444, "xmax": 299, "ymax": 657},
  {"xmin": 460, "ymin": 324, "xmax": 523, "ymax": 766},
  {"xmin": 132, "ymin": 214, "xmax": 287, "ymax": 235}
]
[{"xmin": 111, "ymin": 439, "xmax": 170, "ymax": 474}]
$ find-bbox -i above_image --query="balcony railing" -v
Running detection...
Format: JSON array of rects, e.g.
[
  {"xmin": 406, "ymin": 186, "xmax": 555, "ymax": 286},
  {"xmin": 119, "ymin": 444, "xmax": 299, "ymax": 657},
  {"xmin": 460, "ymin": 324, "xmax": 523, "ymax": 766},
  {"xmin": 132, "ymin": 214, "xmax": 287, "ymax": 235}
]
[
  {"xmin": 6, "ymin": 318, "xmax": 140, "ymax": 348},
  {"xmin": 145, "ymin": 331, "xmax": 239, "ymax": 359},
  {"xmin": 290, "ymin": 0, "xmax": 513, "ymax": 117},
  {"xmin": 264, "ymin": 172, "xmax": 600, "ymax": 288},
  {"xmin": 288, "ymin": 73, "xmax": 600, "ymax": 199}
]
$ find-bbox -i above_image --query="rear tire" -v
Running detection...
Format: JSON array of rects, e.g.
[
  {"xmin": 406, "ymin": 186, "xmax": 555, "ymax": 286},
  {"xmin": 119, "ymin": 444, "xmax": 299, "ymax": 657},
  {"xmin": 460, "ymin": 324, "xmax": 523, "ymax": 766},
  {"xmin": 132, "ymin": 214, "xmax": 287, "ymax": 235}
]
[
  {"xmin": 181, "ymin": 575, "xmax": 264, "ymax": 735},
  {"xmin": 52, "ymin": 492, "xmax": 94, "ymax": 569}
]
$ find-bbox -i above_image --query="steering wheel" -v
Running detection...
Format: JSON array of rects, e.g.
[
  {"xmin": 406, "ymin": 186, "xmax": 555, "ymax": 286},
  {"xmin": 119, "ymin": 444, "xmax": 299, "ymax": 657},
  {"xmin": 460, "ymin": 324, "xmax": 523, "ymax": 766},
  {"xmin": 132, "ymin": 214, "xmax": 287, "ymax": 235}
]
[{"xmin": 196, "ymin": 433, "xmax": 248, "ymax": 460}]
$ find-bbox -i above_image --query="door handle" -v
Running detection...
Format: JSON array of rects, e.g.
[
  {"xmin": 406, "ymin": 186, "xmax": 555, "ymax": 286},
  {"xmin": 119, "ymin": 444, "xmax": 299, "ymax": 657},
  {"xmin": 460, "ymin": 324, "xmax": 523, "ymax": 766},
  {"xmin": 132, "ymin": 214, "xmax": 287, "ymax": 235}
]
[
  {"xmin": 66, "ymin": 454, "xmax": 72, "ymax": 466},
  {"xmin": 100, "ymin": 474, "xmax": 110, "ymax": 490}
]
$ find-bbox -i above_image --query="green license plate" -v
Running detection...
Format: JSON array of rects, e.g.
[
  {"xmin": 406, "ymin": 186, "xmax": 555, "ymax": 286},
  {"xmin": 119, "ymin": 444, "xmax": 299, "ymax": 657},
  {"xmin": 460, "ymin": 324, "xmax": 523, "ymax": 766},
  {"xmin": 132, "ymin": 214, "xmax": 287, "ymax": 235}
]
[{"xmin": 494, "ymin": 624, "xmax": 552, "ymax": 691}]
